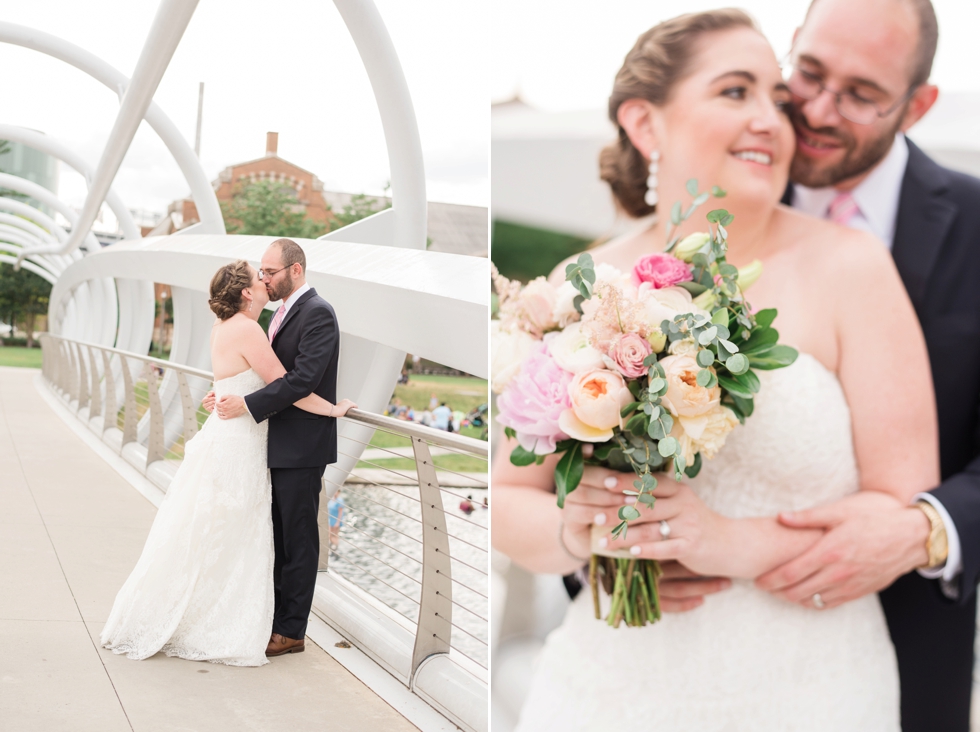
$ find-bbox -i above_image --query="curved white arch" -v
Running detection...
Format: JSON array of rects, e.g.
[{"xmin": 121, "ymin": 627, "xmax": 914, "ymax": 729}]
[
  {"xmin": 0, "ymin": 175, "xmax": 100, "ymax": 254},
  {"xmin": 0, "ymin": 21, "xmax": 224, "ymax": 237},
  {"xmin": 0, "ymin": 255, "xmax": 57, "ymax": 285},
  {"xmin": 0, "ymin": 124, "xmax": 139, "ymax": 240}
]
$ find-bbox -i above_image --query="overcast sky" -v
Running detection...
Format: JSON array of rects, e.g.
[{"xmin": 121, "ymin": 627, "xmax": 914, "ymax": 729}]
[
  {"xmin": 492, "ymin": 0, "xmax": 980, "ymax": 111},
  {"xmin": 1, "ymin": 0, "xmax": 488, "ymax": 217}
]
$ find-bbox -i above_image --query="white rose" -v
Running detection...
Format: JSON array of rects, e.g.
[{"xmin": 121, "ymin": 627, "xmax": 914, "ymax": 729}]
[
  {"xmin": 670, "ymin": 405, "xmax": 739, "ymax": 464},
  {"xmin": 668, "ymin": 338, "xmax": 699, "ymax": 357},
  {"xmin": 547, "ymin": 322, "xmax": 606, "ymax": 374},
  {"xmin": 491, "ymin": 321, "xmax": 537, "ymax": 393},
  {"xmin": 638, "ymin": 285, "xmax": 709, "ymax": 331},
  {"xmin": 519, "ymin": 277, "xmax": 559, "ymax": 333}
]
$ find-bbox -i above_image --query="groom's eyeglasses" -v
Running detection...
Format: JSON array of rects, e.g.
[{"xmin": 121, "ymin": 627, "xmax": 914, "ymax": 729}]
[
  {"xmin": 783, "ymin": 61, "xmax": 915, "ymax": 125},
  {"xmin": 258, "ymin": 267, "xmax": 286, "ymax": 281}
]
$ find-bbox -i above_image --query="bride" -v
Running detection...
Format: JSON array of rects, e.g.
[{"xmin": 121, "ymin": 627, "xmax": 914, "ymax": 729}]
[
  {"xmin": 101, "ymin": 260, "xmax": 354, "ymax": 666},
  {"xmin": 492, "ymin": 9, "xmax": 938, "ymax": 730}
]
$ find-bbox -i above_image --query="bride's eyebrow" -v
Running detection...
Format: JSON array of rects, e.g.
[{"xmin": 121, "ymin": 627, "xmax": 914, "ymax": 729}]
[{"xmin": 710, "ymin": 70, "xmax": 756, "ymax": 85}]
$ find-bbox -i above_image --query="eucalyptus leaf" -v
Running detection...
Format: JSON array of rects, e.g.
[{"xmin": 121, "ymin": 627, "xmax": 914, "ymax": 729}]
[
  {"xmin": 696, "ymin": 368, "xmax": 713, "ymax": 387},
  {"xmin": 698, "ymin": 327, "xmax": 718, "ymax": 345},
  {"xmin": 697, "ymin": 349, "xmax": 715, "ymax": 368},
  {"xmin": 725, "ymin": 353, "xmax": 749, "ymax": 374},
  {"xmin": 711, "ymin": 186, "xmax": 727, "ymax": 197},
  {"xmin": 639, "ymin": 493, "xmax": 656, "ymax": 506},
  {"xmin": 619, "ymin": 505, "xmax": 642, "ymax": 522},
  {"xmin": 648, "ymin": 417, "xmax": 667, "ymax": 440},
  {"xmin": 711, "ymin": 308, "xmax": 729, "ymax": 326},
  {"xmin": 693, "ymin": 191, "xmax": 710, "ymax": 206},
  {"xmin": 677, "ymin": 281, "xmax": 708, "ymax": 297},
  {"xmin": 719, "ymin": 338, "xmax": 739, "ymax": 354},
  {"xmin": 658, "ymin": 437, "xmax": 678, "ymax": 457},
  {"xmin": 649, "ymin": 377, "xmax": 666, "ymax": 392},
  {"xmin": 686, "ymin": 178, "xmax": 699, "ymax": 196},
  {"xmin": 722, "ymin": 214, "xmax": 734, "ymax": 226},
  {"xmin": 671, "ymin": 201, "xmax": 682, "ymax": 225}
]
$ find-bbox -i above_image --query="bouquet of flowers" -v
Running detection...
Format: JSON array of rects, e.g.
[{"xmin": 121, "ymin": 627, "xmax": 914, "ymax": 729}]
[{"xmin": 492, "ymin": 181, "xmax": 798, "ymax": 627}]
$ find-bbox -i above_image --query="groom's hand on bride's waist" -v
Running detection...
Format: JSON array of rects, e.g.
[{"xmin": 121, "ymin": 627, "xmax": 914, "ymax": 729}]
[
  {"xmin": 216, "ymin": 394, "xmax": 248, "ymax": 420},
  {"xmin": 754, "ymin": 491, "xmax": 931, "ymax": 609}
]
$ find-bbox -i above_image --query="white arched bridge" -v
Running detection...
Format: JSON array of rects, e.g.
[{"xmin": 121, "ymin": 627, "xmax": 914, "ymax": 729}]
[{"xmin": 0, "ymin": 2, "xmax": 488, "ymax": 731}]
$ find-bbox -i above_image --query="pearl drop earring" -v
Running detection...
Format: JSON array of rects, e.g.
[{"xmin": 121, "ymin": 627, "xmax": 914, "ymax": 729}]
[{"xmin": 645, "ymin": 150, "xmax": 661, "ymax": 207}]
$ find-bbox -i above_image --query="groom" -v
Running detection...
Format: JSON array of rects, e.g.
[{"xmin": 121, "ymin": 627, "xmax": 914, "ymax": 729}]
[
  {"xmin": 662, "ymin": 0, "xmax": 980, "ymax": 728},
  {"xmin": 215, "ymin": 238, "xmax": 341, "ymax": 657}
]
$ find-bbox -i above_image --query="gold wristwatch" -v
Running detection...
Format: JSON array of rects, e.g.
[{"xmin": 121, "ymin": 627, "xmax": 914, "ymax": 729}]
[{"xmin": 914, "ymin": 501, "xmax": 949, "ymax": 569}]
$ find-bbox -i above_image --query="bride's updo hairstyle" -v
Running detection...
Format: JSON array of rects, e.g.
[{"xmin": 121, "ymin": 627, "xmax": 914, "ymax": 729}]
[
  {"xmin": 208, "ymin": 260, "xmax": 253, "ymax": 320},
  {"xmin": 600, "ymin": 9, "xmax": 758, "ymax": 218}
]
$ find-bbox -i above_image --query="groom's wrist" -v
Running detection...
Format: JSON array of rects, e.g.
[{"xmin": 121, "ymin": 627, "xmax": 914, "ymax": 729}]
[{"xmin": 902, "ymin": 505, "xmax": 932, "ymax": 571}]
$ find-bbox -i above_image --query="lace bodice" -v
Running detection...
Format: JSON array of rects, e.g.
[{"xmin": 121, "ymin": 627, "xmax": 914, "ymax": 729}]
[{"xmin": 516, "ymin": 354, "xmax": 901, "ymax": 731}]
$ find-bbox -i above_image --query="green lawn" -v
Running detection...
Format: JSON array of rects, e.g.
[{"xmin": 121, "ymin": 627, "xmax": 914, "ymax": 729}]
[
  {"xmin": 0, "ymin": 347, "xmax": 42, "ymax": 369},
  {"xmin": 393, "ymin": 373, "xmax": 487, "ymax": 415},
  {"xmin": 363, "ymin": 452, "xmax": 487, "ymax": 474}
]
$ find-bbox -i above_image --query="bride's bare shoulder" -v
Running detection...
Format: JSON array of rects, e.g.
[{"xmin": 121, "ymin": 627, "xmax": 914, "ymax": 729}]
[
  {"xmin": 774, "ymin": 205, "xmax": 892, "ymax": 272},
  {"xmin": 546, "ymin": 233, "xmax": 643, "ymax": 287}
]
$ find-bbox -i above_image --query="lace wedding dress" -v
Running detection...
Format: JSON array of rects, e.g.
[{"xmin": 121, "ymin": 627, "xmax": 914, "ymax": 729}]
[
  {"xmin": 516, "ymin": 354, "xmax": 901, "ymax": 731},
  {"xmin": 101, "ymin": 369, "xmax": 274, "ymax": 666}
]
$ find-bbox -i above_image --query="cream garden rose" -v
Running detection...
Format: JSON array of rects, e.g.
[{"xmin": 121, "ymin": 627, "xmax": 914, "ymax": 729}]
[
  {"xmin": 669, "ymin": 404, "xmax": 740, "ymax": 464},
  {"xmin": 659, "ymin": 354, "xmax": 720, "ymax": 418},
  {"xmin": 519, "ymin": 277, "xmax": 559, "ymax": 334},
  {"xmin": 558, "ymin": 369, "xmax": 632, "ymax": 442},
  {"xmin": 490, "ymin": 321, "xmax": 538, "ymax": 394},
  {"xmin": 638, "ymin": 284, "xmax": 709, "ymax": 332}
]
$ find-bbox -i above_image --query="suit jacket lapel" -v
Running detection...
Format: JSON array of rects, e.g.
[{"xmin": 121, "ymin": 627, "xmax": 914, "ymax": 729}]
[
  {"xmin": 891, "ymin": 140, "xmax": 957, "ymax": 311},
  {"xmin": 272, "ymin": 288, "xmax": 317, "ymax": 345}
]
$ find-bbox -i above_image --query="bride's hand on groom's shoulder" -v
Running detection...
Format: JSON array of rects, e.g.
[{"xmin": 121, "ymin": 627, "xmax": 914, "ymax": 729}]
[{"xmin": 754, "ymin": 491, "xmax": 929, "ymax": 610}]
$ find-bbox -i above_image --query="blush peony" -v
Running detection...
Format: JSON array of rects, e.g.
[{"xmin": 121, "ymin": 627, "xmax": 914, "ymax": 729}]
[
  {"xmin": 496, "ymin": 340, "xmax": 572, "ymax": 454},
  {"xmin": 559, "ymin": 369, "xmax": 632, "ymax": 443}
]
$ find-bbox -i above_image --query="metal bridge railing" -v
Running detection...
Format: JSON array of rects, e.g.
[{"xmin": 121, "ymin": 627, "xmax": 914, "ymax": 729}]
[{"xmin": 39, "ymin": 333, "xmax": 488, "ymax": 722}]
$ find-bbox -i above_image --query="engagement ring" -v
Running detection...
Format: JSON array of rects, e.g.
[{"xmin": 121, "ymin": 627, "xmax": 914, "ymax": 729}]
[
  {"xmin": 659, "ymin": 520, "xmax": 671, "ymax": 540},
  {"xmin": 812, "ymin": 593, "xmax": 825, "ymax": 609}
]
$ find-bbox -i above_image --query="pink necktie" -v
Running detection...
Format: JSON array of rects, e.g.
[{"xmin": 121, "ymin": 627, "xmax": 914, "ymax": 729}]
[
  {"xmin": 268, "ymin": 304, "xmax": 286, "ymax": 342},
  {"xmin": 827, "ymin": 191, "xmax": 860, "ymax": 226}
]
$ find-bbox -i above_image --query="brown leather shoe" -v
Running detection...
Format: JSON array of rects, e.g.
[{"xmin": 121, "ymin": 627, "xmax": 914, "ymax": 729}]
[{"xmin": 265, "ymin": 632, "xmax": 305, "ymax": 657}]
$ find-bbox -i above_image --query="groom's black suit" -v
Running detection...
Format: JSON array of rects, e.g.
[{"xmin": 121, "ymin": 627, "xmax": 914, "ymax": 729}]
[
  {"xmin": 785, "ymin": 139, "xmax": 980, "ymax": 731},
  {"xmin": 244, "ymin": 287, "xmax": 340, "ymax": 640}
]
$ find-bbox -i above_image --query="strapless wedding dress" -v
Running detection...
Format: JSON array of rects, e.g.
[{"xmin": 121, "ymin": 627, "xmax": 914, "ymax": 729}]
[
  {"xmin": 101, "ymin": 369, "xmax": 274, "ymax": 666},
  {"xmin": 516, "ymin": 354, "xmax": 901, "ymax": 731}
]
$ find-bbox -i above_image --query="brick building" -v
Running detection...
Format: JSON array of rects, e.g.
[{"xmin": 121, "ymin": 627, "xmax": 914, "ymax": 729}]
[{"xmin": 160, "ymin": 132, "xmax": 332, "ymax": 232}]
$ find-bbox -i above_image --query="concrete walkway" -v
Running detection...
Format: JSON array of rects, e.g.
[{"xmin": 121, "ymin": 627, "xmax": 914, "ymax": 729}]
[{"xmin": 0, "ymin": 367, "xmax": 418, "ymax": 732}]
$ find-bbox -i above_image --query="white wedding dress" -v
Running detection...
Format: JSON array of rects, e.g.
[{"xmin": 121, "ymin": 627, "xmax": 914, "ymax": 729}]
[
  {"xmin": 101, "ymin": 369, "xmax": 274, "ymax": 666},
  {"xmin": 516, "ymin": 354, "xmax": 901, "ymax": 731}
]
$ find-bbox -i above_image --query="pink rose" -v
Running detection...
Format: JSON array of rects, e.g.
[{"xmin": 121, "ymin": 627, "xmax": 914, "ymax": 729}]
[
  {"xmin": 558, "ymin": 369, "xmax": 632, "ymax": 443},
  {"xmin": 632, "ymin": 253, "xmax": 693, "ymax": 289},
  {"xmin": 496, "ymin": 341, "xmax": 572, "ymax": 454},
  {"xmin": 606, "ymin": 332, "xmax": 653, "ymax": 378}
]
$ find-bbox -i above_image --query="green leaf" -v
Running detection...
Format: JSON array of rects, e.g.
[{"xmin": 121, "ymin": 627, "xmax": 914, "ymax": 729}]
[
  {"xmin": 638, "ymin": 493, "xmax": 656, "ymax": 506},
  {"xmin": 591, "ymin": 442, "xmax": 616, "ymax": 461},
  {"xmin": 684, "ymin": 452, "xmax": 703, "ymax": 478},
  {"xmin": 647, "ymin": 415, "xmax": 668, "ymax": 440},
  {"xmin": 733, "ymin": 368, "xmax": 761, "ymax": 393},
  {"xmin": 625, "ymin": 413, "xmax": 648, "ymax": 436},
  {"xmin": 671, "ymin": 201, "xmax": 682, "ymax": 225},
  {"xmin": 658, "ymin": 437, "xmax": 678, "ymax": 457},
  {"xmin": 504, "ymin": 427, "xmax": 516, "ymax": 440},
  {"xmin": 677, "ymin": 281, "xmax": 708, "ymax": 297},
  {"xmin": 706, "ymin": 208, "xmax": 728, "ymax": 224},
  {"xmin": 692, "ymin": 191, "xmax": 710, "ymax": 206},
  {"xmin": 686, "ymin": 179, "xmax": 699, "ymax": 196},
  {"xmin": 648, "ymin": 377, "xmax": 666, "ymax": 392},
  {"xmin": 711, "ymin": 186, "xmax": 727, "ymax": 198},
  {"xmin": 621, "ymin": 401, "xmax": 642, "ymax": 417},
  {"xmin": 696, "ymin": 368, "xmax": 713, "ymax": 387},
  {"xmin": 718, "ymin": 338, "xmax": 739, "ymax": 354},
  {"xmin": 510, "ymin": 445, "xmax": 536, "ymax": 467},
  {"xmin": 696, "ymin": 349, "xmax": 714, "ymax": 368},
  {"xmin": 717, "ymin": 374, "xmax": 755, "ymax": 399},
  {"xmin": 725, "ymin": 352, "xmax": 749, "ymax": 374},
  {"xmin": 748, "ymin": 345, "xmax": 799, "ymax": 370},
  {"xmin": 555, "ymin": 444, "xmax": 584, "ymax": 508},
  {"xmin": 740, "ymin": 327, "xmax": 779, "ymax": 354},
  {"xmin": 754, "ymin": 308, "xmax": 777, "ymax": 328},
  {"xmin": 577, "ymin": 252, "xmax": 594, "ymax": 269},
  {"xmin": 572, "ymin": 295, "xmax": 585, "ymax": 315},
  {"xmin": 642, "ymin": 353, "xmax": 659, "ymax": 368},
  {"xmin": 711, "ymin": 308, "xmax": 729, "ymax": 327},
  {"xmin": 731, "ymin": 394, "xmax": 754, "ymax": 418},
  {"xmin": 721, "ymin": 214, "xmax": 734, "ymax": 226}
]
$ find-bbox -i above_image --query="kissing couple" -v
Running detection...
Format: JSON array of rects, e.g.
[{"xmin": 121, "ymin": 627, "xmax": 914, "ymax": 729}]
[
  {"xmin": 494, "ymin": 0, "xmax": 980, "ymax": 730},
  {"xmin": 101, "ymin": 237, "xmax": 357, "ymax": 665}
]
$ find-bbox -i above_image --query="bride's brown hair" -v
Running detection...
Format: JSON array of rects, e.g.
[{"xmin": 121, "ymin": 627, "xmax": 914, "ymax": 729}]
[
  {"xmin": 599, "ymin": 9, "xmax": 759, "ymax": 218},
  {"xmin": 208, "ymin": 260, "xmax": 253, "ymax": 320}
]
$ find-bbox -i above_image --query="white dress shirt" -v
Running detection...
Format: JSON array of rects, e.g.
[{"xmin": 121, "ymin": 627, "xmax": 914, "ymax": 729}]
[{"xmin": 791, "ymin": 133, "xmax": 963, "ymax": 587}]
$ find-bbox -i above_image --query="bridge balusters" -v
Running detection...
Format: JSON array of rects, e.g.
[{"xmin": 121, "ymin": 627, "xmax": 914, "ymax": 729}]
[
  {"xmin": 144, "ymin": 362, "xmax": 166, "ymax": 467},
  {"xmin": 119, "ymin": 355, "xmax": 138, "ymax": 447},
  {"xmin": 76, "ymin": 342, "xmax": 89, "ymax": 413},
  {"xmin": 101, "ymin": 349, "xmax": 117, "ymax": 436},
  {"xmin": 87, "ymin": 346, "xmax": 101, "ymax": 421}
]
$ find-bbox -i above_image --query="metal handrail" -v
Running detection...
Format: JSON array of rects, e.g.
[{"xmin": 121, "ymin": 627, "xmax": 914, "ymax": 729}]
[{"xmin": 39, "ymin": 332, "xmax": 489, "ymax": 679}]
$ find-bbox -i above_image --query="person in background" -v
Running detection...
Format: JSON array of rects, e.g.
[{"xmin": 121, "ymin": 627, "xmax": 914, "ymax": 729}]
[
  {"xmin": 432, "ymin": 402, "xmax": 453, "ymax": 431},
  {"xmin": 459, "ymin": 495, "xmax": 475, "ymax": 516},
  {"xmin": 328, "ymin": 489, "xmax": 345, "ymax": 551},
  {"xmin": 429, "ymin": 392, "xmax": 440, "ymax": 411}
]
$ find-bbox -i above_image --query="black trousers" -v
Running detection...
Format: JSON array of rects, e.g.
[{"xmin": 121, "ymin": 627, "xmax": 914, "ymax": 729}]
[
  {"xmin": 880, "ymin": 572, "xmax": 976, "ymax": 732},
  {"xmin": 270, "ymin": 466, "xmax": 325, "ymax": 639}
]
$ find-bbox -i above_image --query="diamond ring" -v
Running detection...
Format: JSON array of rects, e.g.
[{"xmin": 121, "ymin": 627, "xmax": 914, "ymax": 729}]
[
  {"xmin": 812, "ymin": 593, "xmax": 825, "ymax": 609},
  {"xmin": 659, "ymin": 520, "xmax": 671, "ymax": 540}
]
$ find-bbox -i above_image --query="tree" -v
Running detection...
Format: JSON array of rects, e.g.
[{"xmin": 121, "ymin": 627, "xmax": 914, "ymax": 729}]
[
  {"xmin": 0, "ymin": 263, "xmax": 51, "ymax": 347},
  {"xmin": 328, "ymin": 192, "xmax": 392, "ymax": 232},
  {"xmin": 221, "ymin": 180, "xmax": 327, "ymax": 238}
]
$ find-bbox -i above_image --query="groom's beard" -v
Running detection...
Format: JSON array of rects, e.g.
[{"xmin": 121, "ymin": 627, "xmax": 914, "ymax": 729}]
[
  {"xmin": 789, "ymin": 108, "xmax": 903, "ymax": 189},
  {"xmin": 269, "ymin": 272, "xmax": 294, "ymax": 303}
]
